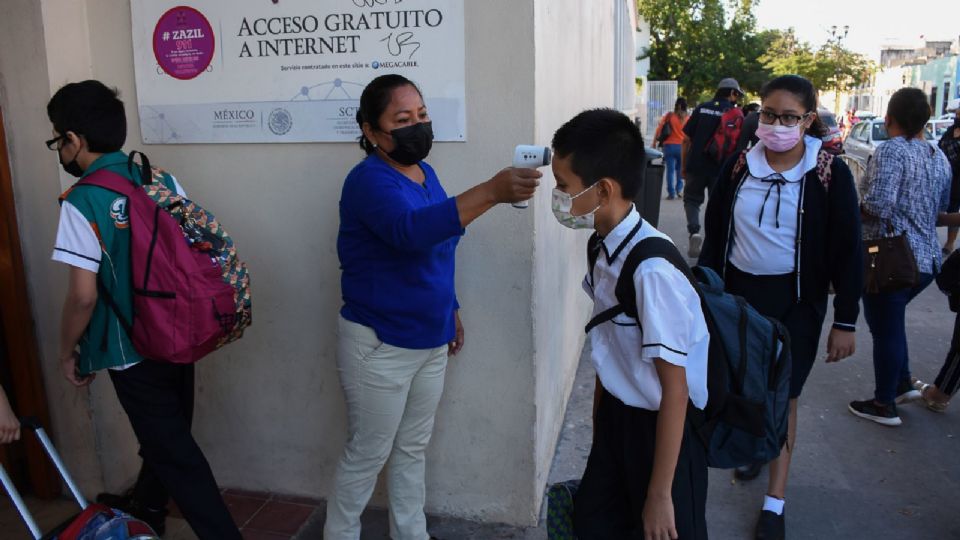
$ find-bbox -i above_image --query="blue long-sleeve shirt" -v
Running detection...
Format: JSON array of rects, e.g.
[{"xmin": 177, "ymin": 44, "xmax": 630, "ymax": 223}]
[{"xmin": 338, "ymin": 154, "xmax": 464, "ymax": 349}]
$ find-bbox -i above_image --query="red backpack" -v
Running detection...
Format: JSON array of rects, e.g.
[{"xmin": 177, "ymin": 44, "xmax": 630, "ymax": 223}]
[
  {"xmin": 706, "ymin": 106, "xmax": 744, "ymax": 163},
  {"xmin": 79, "ymin": 152, "xmax": 251, "ymax": 364}
]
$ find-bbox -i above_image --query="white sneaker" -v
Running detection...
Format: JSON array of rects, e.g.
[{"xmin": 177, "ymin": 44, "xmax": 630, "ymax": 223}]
[{"xmin": 688, "ymin": 233, "xmax": 703, "ymax": 259}]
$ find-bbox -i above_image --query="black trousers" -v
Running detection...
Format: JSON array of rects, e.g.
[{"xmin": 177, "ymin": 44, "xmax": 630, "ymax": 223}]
[
  {"xmin": 574, "ymin": 390, "xmax": 708, "ymax": 540},
  {"xmin": 934, "ymin": 312, "xmax": 960, "ymax": 396},
  {"xmin": 109, "ymin": 360, "xmax": 241, "ymax": 540},
  {"xmin": 725, "ymin": 264, "xmax": 825, "ymax": 399}
]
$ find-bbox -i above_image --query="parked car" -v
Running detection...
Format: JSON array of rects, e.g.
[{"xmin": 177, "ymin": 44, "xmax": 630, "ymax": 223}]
[
  {"xmin": 928, "ymin": 119, "xmax": 954, "ymax": 139},
  {"xmin": 845, "ymin": 117, "xmax": 940, "ymax": 166},
  {"xmin": 818, "ymin": 108, "xmax": 843, "ymax": 155}
]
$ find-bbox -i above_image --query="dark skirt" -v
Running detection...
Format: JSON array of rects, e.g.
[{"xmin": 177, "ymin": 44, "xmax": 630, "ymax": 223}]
[
  {"xmin": 725, "ymin": 263, "xmax": 825, "ymax": 398},
  {"xmin": 574, "ymin": 389, "xmax": 709, "ymax": 540}
]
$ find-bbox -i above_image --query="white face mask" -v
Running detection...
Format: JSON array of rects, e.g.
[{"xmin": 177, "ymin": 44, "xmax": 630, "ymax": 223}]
[{"xmin": 552, "ymin": 184, "xmax": 600, "ymax": 230}]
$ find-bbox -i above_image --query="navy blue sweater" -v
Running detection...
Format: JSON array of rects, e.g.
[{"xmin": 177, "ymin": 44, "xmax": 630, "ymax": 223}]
[{"xmin": 338, "ymin": 154, "xmax": 463, "ymax": 349}]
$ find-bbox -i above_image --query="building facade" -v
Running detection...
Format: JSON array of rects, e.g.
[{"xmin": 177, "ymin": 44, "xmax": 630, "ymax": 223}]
[{"xmin": 0, "ymin": 0, "xmax": 638, "ymax": 526}]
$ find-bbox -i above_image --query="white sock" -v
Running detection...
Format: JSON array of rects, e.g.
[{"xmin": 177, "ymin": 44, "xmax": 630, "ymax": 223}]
[{"xmin": 763, "ymin": 495, "xmax": 785, "ymax": 515}]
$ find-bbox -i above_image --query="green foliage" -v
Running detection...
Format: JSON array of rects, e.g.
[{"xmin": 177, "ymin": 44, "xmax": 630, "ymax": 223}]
[
  {"xmin": 760, "ymin": 29, "xmax": 875, "ymax": 95},
  {"xmin": 638, "ymin": 0, "xmax": 875, "ymax": 104}
]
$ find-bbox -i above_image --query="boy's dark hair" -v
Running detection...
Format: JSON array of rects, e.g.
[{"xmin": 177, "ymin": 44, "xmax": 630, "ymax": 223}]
[
  {"xmin": 759, "ymin": 75, "xmax": 828, "ymax": 138},
  {"xmin": 674, "ymin": 97, "xmax": 688, "ymax": 112},
  {"xmin": 356, "ymin": 74, "xmax": 423, "ymax": 155},
  {"xmin": 552, "ymin": 108, "xmax": 645, "ymax": 199},
  {"xmin": 46, "ymin": 80, "xmax": 126, "ymax": 153},
  {"xmin": 744, "ymin": 102, "xmax": 761, "ymax": 114},
  {"xmin": 886, "ymin": 87, "xmax": 931, "ymax": 138}
]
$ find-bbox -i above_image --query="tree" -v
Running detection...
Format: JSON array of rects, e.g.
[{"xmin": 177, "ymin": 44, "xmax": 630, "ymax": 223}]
[
  {"xmin": 637, "ymin": 0, "xmax": 772, "ymax": 103},
  {"xmin": 759, "ymin": 28, "xmax": 875, "ymax": 98}
]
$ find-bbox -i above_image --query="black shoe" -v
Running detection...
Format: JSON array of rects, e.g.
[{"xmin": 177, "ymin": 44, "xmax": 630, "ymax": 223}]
[
  {"xmin": 848, "ymin": 399, "xmax": 902, "ymax": 426},
  {"xmin": 95, "ymin": 490, "xmax": 167, "ymax": 535},
  {"xmin": 755, "ymin": 510, "xmax": 785, "ymax": 540},
  {"xmin": 734, "ymin": 462, "xmax": 764, "ymax": 481}
]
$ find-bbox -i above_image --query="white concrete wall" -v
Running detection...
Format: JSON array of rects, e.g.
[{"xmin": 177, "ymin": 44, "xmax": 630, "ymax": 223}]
[
  {"xmin": 1, "ymin": 0, "xmax": 630, "ymax": 526},
  {"xmin": 530, "ymin": 0, "xmax": 619, "ymax": 509}
]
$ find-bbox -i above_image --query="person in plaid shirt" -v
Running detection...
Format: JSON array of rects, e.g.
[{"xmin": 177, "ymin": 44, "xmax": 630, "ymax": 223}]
[{"xmin": 849, "ymin": 88, "xmax": 952, "ymax": 426}]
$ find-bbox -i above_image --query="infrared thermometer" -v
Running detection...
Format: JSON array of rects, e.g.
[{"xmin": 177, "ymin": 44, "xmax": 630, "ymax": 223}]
[{"xmin": 511, "ymin": 145, "xmax": 552, "ymax": 208}]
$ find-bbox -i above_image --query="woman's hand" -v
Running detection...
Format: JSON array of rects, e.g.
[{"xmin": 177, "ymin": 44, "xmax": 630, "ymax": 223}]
[
  {"xmin": 826, "ymin": 328, "xmax": 856, "ymax": 362},
  {"xmin": 449, "ymin": 311, "xmax": 464, "ymax": 356},
  {"xmin": 486, "ymin": 167, "xmax": 541, "ymax": 204},
  {"xmin": 642, "ymin": 493, "xmax": 678, "ymax": 540},
  {"xmin": 0, "ymin": 390, "xmax": 20, "ymax": 445}
]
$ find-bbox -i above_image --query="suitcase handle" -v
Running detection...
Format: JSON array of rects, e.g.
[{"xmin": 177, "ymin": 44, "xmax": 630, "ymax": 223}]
[{"xmin": 0, "ymin": 418, "xmax": 89, "ymax": 539}]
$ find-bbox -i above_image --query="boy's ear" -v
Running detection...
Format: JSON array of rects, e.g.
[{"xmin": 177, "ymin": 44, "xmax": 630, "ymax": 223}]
[
  {"xmin": 64, "ymin": 131, "xmax": 84, "ymax": 149},
  {"xmin": 597, "ymin": 177, "xmax": 622, "ymax": 202}
]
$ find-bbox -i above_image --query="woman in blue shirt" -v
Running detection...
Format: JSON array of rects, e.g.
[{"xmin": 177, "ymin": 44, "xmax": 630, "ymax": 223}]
[{"xmin": 325, "ymin": 74, "xmax": 541, "ymax": 540}]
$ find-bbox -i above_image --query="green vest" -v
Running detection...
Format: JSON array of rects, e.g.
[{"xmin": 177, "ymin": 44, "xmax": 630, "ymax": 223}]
[{"xmin": 62, "ymin": 152, "xmax": 176, "ymax": 373}]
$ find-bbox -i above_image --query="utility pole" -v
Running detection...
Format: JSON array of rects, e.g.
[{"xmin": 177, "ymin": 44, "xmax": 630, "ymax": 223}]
[{"xmin": 828, "ymin": 25, "xmax": 850, "ymax": 115}]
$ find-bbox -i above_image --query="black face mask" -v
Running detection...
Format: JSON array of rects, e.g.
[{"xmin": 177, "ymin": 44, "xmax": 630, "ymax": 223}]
[
  {"xmin": 385, "ymin": 121, "xmax": 433, "ymax": 166},
  {"xmin": 59, "ymin": 146, "xmax": 83, "ymax": 178}
]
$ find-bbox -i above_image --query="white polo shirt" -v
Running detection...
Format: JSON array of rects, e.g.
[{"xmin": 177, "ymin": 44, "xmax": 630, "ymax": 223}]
[
  {"xmin": 583, "ymin": 207, "xmax": 709, "ymax": 410},
  {"xmin": 729, "ymin": 136, "xmax": 821, "ymax": 275}
]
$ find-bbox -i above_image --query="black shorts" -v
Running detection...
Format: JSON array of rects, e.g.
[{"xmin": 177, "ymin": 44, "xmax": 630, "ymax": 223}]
[{"xmin": 725, "ymin": 264, "xmax": 826, "ymax": 399}]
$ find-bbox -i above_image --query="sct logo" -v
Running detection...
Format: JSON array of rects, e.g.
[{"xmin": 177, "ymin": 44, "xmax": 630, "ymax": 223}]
[
  {"xmin": 371, "ymin": 61, "xmax": 380, "ymax": 69},
  {"xmin": 110, "ymin": 197, "xmax": 129, "ymax": 229},
  {"xmin": 268, "ymin": 108, "xmax": 293, "ymax": 136}
]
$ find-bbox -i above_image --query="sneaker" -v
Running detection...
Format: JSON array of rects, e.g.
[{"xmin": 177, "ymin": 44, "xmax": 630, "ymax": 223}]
[
  {"xmin": 688, "ymin": 233, "xmax": 703, "ymax": 259},
  {"xmin": 666, "ymin": 194, "xmax": 676, "ymax": 200},
  {"xmin": 755, "ymin": 510, "xmax": 785, "ymax": 540},
  {"xmin": 734, "ymin": 462, "xmax": 764, "ymax": 481},
  {"xmin": 96, "ymin": 490, "xmax": 167, "ymax": 535},
  {"xmin": 894, "ymin": 379, "xmax": 921, "ymax": 404},
  {"xmin": 848, "ymin": 399, "xmax": 902, "ymax": 426}
]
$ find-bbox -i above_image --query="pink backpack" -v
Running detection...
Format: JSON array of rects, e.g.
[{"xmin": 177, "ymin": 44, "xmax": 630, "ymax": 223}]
[{"xmin": 79, "ymin": 152, "xmax": 251, "ymax": 363}]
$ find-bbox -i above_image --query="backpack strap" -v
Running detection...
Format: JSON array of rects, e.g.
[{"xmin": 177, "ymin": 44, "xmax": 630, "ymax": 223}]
[
  {"xmin": 730, "ymin": 149, "xmax": 749, "ymax": 182},
  {"xmin": 814, "ymin": 149, "xmax": 834, "ymax": 190},
  {"xmin": 584, "ymin": 237, "xmax": 694, "ymax": 334}
]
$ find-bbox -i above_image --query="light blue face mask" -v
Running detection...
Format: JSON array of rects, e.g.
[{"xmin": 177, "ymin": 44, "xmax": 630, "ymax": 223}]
[{"xmin": 552, "ymin": 184, "xmax": 600, "ymax": 230}]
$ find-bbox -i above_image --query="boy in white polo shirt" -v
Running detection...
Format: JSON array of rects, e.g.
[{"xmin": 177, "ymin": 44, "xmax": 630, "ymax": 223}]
[{"xmin": 551, "ymin": 109, "xmax": 709, "ymax": 539}]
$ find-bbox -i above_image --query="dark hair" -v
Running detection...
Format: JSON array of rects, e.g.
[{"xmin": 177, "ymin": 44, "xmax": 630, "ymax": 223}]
[
  {"xmin": 714, "ymin": 87, "xmax": 740, "ymax": 101},
  {"xmin": 886, "ymin": 87, "xmax": 931, "ymax": 138},
  {"xmin": 744, "ymin": 102, "xmax": 761, "ymax": 114},
  {"xmin": 551, "ymin": 109, "xmax": 645, "ymax": 199},
  {"xmin": 674, "ymin": 97, "xmax": 688, "ymax": 113},
  {"xmin": 46, "ymin": 80, "xmax": 126, "ymax": 153},
  {"xmin": 759, "ymin": 75, "xmax": 828, "ymax": 138},
  {"xmin": 356, "ymin": 74, "xmax": 423, "ymax": 155}
]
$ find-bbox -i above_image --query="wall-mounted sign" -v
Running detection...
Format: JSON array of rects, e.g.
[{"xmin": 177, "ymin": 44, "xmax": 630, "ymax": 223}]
[{"xmin": 130, "ymin": 1, "xmax": 466, "ymax": 144}]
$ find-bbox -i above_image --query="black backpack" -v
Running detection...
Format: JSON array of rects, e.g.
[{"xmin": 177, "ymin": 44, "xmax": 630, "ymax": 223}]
[{"xmin": 585, "ymin": 234, "xmax": 791, "ymax": 468}]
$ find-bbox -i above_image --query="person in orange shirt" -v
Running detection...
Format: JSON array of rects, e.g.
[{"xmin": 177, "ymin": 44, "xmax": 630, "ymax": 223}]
[{"xmin": 654, "ymin": 98, "xmax": 689, "ymax": 199}]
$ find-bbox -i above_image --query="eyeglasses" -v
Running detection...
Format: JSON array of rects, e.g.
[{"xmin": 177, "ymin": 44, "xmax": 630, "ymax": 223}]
[
  {"xmin": 45, "ymin": 135, "xmax": 65, "ymax": 151},
  {"xmin": 759, "ymin": 110, "xmax": 811, "ymax": 128}
]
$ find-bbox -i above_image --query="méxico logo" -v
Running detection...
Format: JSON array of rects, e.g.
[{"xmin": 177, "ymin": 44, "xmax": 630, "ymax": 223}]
[
  {"xmin": 110, "ymin": 197, "xmax": 129, "ymax": 229},
  {"xmin": 268, "ymin": 108, "xmax": 293, "ymax": 136}
]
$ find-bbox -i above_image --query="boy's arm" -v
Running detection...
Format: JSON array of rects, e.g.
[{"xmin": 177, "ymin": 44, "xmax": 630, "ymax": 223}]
[
  {"xmin": 643, "ymin": 358, "xmax": 687, "ymax": 539},
  {"xmin": 59, "ymin": 267, "xmax": 97, "ymax": 386},
  {"xmin": 939, "ymin": 212, "xmax": 960, "ymax": 227}
]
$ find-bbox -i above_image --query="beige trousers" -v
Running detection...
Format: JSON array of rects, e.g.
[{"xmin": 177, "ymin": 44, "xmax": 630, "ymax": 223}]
[{"xmin": 324, "ymin": 317, "xmax": 448, "ymax": 540}]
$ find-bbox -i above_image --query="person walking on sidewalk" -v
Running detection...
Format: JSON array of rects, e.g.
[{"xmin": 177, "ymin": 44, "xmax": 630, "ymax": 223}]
[
  {"xmin": 653, "ymin": 97, "xmax": 689, "ymax": 200},
  {"xmin": 699, "ymin": 75, "xmax": 862, "ymax": 540},
  {"xmin": 911, "ymin": 241, "xmax": 960, "ymax": 412},
  {"xmin": 47, "ymin": 81, "xmax": 241, "ymax": 539},
  {"xmin": 938, "ymin": 115, "xmax": 960, "ymax": 254},
  {"xmin": 849, "ymin": 87, "xmax": 952, "ymax": 426},
  {"xmin": 682, "ymin": 78, "xmax": 743, "ymax": 258},
  {"xmin": 325, "ymin": 74, "xmax": 541, "ymax": 540}
]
